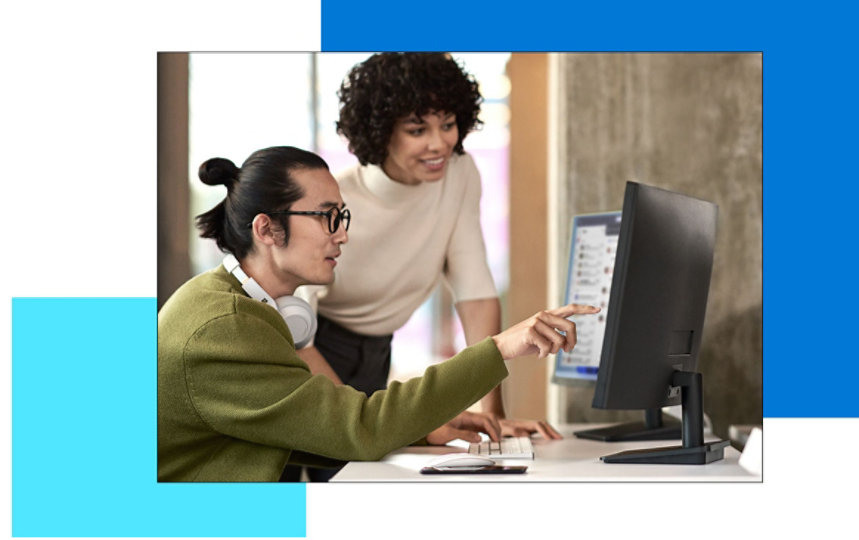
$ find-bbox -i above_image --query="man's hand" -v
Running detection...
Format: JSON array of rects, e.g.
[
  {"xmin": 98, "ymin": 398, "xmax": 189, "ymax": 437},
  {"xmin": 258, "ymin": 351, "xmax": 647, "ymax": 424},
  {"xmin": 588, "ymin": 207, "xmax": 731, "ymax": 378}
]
[
  {"xmin": 491, "ymin": 303, "xmax": 600, "ymax": 360},
  {"xmin": 426, "ymin": 411, "xmax": 502, "ymax": 445}
]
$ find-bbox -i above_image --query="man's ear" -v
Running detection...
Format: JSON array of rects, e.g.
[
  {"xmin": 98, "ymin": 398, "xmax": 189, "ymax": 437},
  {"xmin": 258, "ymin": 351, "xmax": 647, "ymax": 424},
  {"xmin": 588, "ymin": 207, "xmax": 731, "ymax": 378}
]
[{"xmin": 250, "ymin": 214, "xmax": 279, "ymax": 246}]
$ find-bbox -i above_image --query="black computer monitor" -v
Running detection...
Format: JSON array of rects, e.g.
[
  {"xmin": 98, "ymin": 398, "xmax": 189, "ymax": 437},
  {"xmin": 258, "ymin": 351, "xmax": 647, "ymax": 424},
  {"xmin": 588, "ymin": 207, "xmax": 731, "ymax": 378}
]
[{"xmin": 579, "ymin": 181, "xmax": 728, "ymax": 465}]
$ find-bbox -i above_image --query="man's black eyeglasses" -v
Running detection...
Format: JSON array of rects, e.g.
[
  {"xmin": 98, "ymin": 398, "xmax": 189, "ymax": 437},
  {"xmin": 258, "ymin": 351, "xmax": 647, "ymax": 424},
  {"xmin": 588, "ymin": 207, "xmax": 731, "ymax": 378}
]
[{"xmin": 263, "ymin": 206, "xmax": 351, "ymax": 234}]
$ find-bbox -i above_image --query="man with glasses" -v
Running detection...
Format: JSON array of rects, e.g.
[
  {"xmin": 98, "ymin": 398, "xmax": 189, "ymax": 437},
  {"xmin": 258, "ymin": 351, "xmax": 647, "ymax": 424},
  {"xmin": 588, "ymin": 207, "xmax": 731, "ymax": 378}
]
[{"xmin": 159, "ymin": 145, "xmax": 596, "ymax": 481}]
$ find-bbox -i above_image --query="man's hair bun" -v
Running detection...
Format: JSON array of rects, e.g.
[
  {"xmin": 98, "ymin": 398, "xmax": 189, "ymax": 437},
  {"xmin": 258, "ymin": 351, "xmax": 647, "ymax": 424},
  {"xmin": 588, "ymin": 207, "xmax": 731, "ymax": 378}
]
[{"xmin": 198, "ymin": 157, "xmax": 240, "ymax": 188}]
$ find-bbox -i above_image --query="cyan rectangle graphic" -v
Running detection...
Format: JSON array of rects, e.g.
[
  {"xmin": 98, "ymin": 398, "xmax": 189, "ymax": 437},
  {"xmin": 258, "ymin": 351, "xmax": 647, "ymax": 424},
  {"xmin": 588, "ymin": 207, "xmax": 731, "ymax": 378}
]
[{"xmin": 12, "ymin": 297, "xmax": 306, "ymax": 537}]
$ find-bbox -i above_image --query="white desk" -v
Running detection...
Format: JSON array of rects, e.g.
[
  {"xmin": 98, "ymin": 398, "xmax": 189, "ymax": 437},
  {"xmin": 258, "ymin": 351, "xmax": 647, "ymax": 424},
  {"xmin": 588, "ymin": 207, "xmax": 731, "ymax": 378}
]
[{"xmin": 331, "ymin": 424, "xmax": 761, "ymax": 482}]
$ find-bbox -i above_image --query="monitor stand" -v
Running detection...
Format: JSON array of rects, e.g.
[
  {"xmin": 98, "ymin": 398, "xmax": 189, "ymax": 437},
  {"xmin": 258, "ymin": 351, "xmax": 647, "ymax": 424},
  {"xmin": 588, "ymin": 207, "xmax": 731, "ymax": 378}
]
[
  {"xmin": 600, "ymin": 371, "xmax": 729, "ymax": 465},
  {"xmin": 574, "ymin": 408, "xmax": 681, "ymax": 441}
]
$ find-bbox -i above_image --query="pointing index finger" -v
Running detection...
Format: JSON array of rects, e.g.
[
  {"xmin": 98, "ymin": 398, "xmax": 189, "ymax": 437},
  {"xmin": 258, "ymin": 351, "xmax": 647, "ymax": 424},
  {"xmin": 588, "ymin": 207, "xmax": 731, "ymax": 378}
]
[{"xmin": 549, "ymin": 303, "xmax": 601, "ymax": 318}]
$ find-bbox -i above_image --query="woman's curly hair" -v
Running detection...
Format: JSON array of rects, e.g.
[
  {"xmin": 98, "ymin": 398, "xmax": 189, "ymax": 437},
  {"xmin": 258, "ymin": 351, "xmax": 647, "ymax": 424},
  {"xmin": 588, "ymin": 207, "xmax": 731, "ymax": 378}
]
[{"xmin": 336, "ymin": 53, "xmax": 483, "ymax": 166}]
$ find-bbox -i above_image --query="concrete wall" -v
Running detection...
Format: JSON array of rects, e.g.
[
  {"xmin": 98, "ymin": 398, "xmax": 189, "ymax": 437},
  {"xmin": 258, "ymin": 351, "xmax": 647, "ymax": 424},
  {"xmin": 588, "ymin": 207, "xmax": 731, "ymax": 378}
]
[{"xmin": 554, "ymin": 53, "xmax": 762, "ymax": 438}]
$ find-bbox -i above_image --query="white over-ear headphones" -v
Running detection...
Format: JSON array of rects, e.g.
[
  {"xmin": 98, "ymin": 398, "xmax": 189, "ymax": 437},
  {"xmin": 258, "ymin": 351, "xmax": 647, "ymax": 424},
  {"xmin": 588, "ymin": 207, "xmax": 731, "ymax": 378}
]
[{"xmin": 222, "ymin": 254, "xmax": 317, "ymax": 349}]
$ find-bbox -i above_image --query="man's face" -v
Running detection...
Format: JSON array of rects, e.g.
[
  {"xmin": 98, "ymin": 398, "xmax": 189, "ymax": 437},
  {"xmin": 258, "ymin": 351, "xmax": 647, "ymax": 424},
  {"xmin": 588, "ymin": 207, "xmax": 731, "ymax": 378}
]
[{"xmin": 272, "ymin": 168, "xmax": 348, "ymax": 290}]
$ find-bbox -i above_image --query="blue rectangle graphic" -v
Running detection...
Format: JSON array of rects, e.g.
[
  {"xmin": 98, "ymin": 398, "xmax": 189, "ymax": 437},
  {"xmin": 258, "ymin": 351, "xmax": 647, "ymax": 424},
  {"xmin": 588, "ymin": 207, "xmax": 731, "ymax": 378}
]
[
  {"xmin": 12, "ymin": 298, "xmax": 306, "ymax": 537},
  {"xmin": 319, "ymin": 1, "xmax": 859, "ymax": 418},
  {"xmin": 321, "ymin": 1, "xmax": 766, "ymax": 51}
]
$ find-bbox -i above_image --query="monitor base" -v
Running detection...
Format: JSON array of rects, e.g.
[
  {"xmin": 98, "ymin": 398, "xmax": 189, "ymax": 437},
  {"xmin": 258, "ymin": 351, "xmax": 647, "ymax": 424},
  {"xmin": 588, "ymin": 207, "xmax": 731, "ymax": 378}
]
[
  {"xmin": 574, "ymin": 420, "xmax": 681, "ymax": 442},
  {"xmin": 574, "ymin": 408, "xmax": 680, "ymax": 441},
  {"xmin": 597, "ymin": 371, "xmax": 726, "ymax": 465},
  {"xmin": 601, "ymin": 439, "xmax": 730, "ymax": 465}
]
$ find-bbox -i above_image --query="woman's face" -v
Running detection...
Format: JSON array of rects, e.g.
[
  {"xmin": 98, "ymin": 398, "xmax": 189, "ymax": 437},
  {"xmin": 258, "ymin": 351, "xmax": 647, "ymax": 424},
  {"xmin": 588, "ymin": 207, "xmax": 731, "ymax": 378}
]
[{"xmin": 382, "ymin": 111, "xmax": 459, "ymax": 185}]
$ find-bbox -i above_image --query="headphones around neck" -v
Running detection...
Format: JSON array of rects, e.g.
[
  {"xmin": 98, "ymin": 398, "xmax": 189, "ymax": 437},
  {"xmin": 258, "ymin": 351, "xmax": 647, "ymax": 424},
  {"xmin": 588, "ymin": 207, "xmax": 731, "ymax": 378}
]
[{"xmin": 222, "ymin": 254, "xmax": 317, "ymax": 349}]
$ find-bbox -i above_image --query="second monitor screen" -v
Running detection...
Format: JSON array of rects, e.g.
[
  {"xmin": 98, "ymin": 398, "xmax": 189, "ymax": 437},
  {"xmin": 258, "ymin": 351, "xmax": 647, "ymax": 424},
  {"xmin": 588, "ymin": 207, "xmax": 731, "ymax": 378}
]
[{"xmin": 554, "ymin": 211, "xmax": 621, "ymax": 383}]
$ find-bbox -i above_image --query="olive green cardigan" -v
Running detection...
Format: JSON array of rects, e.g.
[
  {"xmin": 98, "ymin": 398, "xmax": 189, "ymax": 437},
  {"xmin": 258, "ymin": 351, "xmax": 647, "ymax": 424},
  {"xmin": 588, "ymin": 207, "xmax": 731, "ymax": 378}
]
[{"xmin": 157, "ymin": 266, "xmax": 508, "ymax": 481}]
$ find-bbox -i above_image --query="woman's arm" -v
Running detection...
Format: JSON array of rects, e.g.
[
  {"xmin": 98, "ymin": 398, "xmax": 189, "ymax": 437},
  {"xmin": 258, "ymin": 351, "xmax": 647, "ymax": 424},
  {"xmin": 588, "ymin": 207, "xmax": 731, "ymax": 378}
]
[
  {"xmin": 296, "ymin": 345, "xmax": 344, "ymax": 385},
  {"xmin": 455, "ymin": 297, "xmax": 505, "ymax": 417},
  {"xmin": 456, "ymin": 297, "xmax": 575, "ymax": 440}
]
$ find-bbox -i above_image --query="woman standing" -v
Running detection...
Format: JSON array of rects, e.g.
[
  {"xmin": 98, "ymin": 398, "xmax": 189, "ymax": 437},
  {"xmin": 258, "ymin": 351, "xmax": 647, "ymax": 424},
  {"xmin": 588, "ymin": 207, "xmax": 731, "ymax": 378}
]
[{"xmin": 294, "ymin": 54, "xmax": 561, "ymax": 478}]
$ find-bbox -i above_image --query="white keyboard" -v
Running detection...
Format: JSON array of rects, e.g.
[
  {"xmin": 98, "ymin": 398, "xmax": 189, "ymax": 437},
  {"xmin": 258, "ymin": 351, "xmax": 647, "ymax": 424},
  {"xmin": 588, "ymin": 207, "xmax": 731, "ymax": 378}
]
[{"xmin": 468, "ymin": 436, "xmax": 534, "ymax": 459}]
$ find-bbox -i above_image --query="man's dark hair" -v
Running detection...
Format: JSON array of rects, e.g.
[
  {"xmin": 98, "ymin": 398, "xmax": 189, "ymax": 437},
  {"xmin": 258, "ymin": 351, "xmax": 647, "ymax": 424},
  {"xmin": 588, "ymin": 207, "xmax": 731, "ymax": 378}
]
[{"xmin": 195, "ymin": 146, "xmax": 329, "ymax": 259}]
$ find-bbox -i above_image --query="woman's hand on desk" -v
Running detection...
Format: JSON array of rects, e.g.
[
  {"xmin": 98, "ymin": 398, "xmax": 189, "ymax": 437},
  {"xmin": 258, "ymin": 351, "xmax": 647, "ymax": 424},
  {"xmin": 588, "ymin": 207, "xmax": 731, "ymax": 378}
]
[
  {"xmin": 500, "ymin": 418, "xmax": 563, "ymax": 440},
  {"xmin": 426, "ymin": 411, "xmax": 502, "ymax": 445},
  {"xmin": 491, "ymin": 303, "xmax": 600, "ymax": 360}
]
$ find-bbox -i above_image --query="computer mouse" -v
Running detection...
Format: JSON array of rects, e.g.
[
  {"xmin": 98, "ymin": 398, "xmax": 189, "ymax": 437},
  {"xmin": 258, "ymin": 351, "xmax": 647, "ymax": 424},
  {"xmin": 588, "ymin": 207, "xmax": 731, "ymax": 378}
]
[{"xmin": 426, "ymin": 453, "xmax": 496, "ymax": 468}]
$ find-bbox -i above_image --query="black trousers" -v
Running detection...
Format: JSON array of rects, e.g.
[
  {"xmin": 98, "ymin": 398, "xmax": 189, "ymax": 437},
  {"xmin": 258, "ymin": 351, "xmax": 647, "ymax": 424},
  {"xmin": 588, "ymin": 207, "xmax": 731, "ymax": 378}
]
[{"xmin": 280, "ymin": 315, "xmax": 393, "ymax": 482}]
